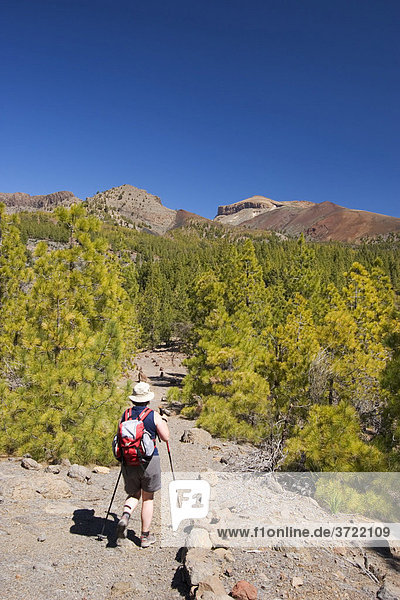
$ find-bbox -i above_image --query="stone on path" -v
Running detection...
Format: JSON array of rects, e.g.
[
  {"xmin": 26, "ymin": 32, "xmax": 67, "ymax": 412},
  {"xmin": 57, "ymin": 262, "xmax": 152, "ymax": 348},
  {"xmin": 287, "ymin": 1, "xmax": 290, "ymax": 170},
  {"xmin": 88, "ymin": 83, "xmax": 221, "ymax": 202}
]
[
  {"xmin": 199, "ymin": 470, "xmax": 219, "ymax": 486},
  {"xmin": 44, "ymin": 465, "xmax": 61, "ymax": 474},
  {"xmin": 185, "ymin": 548, "xmax": 220, "ymax": 586},
  {"xmin": 291, "ymin": 576, "xmax": 304, "ymax": 588},
  {"xmin": 92, "ymin": 466, "xmax": 110, "ymax": 474},
  {"xmin": 377, "ymin": 584, "xmax": 400, "ymax": 600},
  {"xmin": 21, "ymin": 457, "xmax": 41, "ymax": 470},
  {"xmin": 195, "ymin": 575, "xmax": 231, "ymax": 600},
  {"xmin": 32, "ymin": 562, "xmax": 54, "ymax": 572},
  {"xmin": 185, "ymin": 527, "xmax": 213, "ymax": 549},
  {"xmin": 67, "ymin": 464, "xmax": 91, "ymax": 482},
  {"xmin": 231, "ymin": 579, "xmax": 258, "ymax": 599}
]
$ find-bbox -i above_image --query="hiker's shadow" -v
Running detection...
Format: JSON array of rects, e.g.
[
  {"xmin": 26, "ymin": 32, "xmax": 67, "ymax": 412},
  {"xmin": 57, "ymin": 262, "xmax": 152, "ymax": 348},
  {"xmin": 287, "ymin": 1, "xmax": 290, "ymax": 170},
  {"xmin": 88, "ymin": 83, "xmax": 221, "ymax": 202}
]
[{"xmin": 69, "ymin": 509, "xmax": 141, "ymax": 548}]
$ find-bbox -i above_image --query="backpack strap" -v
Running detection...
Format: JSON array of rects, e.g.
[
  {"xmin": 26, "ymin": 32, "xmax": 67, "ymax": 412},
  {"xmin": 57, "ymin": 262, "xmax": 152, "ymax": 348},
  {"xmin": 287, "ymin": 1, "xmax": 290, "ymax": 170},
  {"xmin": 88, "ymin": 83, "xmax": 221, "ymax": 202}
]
[
  {"xmin": 138, "ymin": 407, "xmax": 152, "ymax": 422},
  {"xmin": 138, "ymin": 407, "xmax": 156, "ymax": 448}
]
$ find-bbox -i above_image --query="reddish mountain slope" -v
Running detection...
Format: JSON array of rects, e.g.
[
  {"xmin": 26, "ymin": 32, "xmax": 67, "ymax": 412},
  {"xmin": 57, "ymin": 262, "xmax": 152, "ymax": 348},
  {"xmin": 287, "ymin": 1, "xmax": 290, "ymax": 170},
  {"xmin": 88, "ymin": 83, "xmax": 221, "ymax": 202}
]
[{"xmin": 216, "ymin": 197, "xmax": 400, "ymax": 242}]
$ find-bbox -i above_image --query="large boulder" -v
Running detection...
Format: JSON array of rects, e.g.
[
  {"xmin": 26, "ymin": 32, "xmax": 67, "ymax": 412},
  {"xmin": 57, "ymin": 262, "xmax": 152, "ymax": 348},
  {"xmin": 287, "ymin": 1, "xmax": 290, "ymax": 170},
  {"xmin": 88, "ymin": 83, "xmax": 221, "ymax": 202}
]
[
  {"xmin": 36, "ymin": 477, "xmax": 71, "ymax": 499},
  {"xmin": 67, "ymin": 464, "xmax": 91, "ymax": 483},
  {"xmin": 21, "ymin": 457, "xmax": 41, "ymax": 470},
  {"xmin": 185, "ymin": 548, "xmax": 219, "ymax": 586},
  {"xmin": 181, "ymin": 429, "xmax": 213, "ymax": 446}
]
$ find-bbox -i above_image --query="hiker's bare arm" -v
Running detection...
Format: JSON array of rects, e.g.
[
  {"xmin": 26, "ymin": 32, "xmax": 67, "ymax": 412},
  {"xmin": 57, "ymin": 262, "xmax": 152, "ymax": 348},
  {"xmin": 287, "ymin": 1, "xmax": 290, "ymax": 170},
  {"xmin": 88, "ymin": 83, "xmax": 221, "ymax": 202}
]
[{"xmin": 154, "ymin": 411, "xmax": 170, "ymax": 441}]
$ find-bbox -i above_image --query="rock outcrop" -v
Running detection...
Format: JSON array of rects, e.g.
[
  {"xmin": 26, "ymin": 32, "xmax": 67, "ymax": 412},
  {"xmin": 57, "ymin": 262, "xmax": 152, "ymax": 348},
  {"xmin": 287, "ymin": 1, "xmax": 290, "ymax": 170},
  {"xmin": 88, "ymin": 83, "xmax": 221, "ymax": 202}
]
[
  {"xmin": 0, "ymin": 190, "xmax": 80, "ymax": 212},
  {"xmin": 85, "ymin": 184, "xmax": 177, "ymax": 234}
]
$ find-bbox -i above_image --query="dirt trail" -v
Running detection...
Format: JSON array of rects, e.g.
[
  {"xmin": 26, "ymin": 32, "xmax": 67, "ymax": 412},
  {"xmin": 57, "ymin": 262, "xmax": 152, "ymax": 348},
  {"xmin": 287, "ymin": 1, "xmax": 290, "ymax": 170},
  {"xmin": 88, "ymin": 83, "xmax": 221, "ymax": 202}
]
[{"xmin": 0, "ymin": 347, "xmax": 399, "ymax": 600}]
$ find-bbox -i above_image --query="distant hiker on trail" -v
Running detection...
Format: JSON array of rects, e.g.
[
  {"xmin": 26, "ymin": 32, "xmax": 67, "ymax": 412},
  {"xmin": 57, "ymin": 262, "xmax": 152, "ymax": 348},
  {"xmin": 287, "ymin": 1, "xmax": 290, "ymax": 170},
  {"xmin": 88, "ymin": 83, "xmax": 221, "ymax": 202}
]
[{"xmin": 115, "ymin": 382, "xmax": 169, "ymax": 548}]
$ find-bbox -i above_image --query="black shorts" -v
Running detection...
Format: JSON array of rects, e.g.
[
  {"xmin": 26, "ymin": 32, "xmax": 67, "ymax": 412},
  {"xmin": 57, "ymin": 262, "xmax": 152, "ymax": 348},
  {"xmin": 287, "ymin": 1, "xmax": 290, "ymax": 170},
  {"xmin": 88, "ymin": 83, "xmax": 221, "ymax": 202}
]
[{"xmin": 122, "ymin": 454, "xmax": 161, "ymax": 495}]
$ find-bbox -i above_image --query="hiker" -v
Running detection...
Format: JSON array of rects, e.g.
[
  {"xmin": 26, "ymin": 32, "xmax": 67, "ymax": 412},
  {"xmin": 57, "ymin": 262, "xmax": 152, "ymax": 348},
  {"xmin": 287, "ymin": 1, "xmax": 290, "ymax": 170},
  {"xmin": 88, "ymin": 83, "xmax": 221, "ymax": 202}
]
[{"xmin": 116, "ymin": 381, "xmax": 169, "ymax": 548}]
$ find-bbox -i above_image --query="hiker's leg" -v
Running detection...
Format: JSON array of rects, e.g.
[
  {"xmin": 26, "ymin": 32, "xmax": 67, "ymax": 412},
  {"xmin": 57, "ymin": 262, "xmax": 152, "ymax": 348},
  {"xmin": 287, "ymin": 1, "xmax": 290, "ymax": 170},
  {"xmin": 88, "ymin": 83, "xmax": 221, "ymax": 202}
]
[
  {"xmin": 117, "ymin": 490, "xmax": 140, "ymax": 539},
  {"xmin": 123, "ymin": 492, "xmax": 140, "ymax": 515},
  {"xmin": 141, "ymin": 490, "xmax": 154, "ymax": 533}
]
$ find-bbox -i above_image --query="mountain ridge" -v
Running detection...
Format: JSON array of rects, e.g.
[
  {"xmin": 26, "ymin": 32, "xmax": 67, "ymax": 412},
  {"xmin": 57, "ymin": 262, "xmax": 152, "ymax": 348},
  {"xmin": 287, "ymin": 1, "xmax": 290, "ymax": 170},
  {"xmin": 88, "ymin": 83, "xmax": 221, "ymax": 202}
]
[{"xmin": 2, "ymin": 185, "xmax": 400, "ymax": 242}]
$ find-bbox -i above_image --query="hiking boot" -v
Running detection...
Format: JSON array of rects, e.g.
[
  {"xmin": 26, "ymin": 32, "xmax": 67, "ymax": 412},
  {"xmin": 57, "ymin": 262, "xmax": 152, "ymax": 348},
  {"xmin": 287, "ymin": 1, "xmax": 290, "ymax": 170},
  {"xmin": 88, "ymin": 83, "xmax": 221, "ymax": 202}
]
[
  {"xmin": 116, "ymin": 513, "xmax": 130, "ymax": 539},
  {"xmin": 140, "ymin": 532, "xmax": 156, "ymax": 548}
]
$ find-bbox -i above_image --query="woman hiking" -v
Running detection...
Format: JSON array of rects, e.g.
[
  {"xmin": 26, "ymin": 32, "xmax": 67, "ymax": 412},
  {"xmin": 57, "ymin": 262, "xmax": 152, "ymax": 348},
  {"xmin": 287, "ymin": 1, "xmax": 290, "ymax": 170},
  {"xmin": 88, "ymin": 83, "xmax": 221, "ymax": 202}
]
[{"xmin": 116, "ymin": 382, "xmax": 169, "ymax": 548}]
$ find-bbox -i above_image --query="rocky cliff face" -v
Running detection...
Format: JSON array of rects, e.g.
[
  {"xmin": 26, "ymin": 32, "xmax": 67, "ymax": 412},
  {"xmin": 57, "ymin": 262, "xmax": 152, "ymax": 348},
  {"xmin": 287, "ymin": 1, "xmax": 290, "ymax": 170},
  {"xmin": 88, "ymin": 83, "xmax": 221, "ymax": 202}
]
[
  {"xmin": 217, "ymin": 196, "xmax": 279, "ymax": 216},
  {"xmin": 215, "ymin": 196, "xmax": 314, "ymax": 228},
  {"xmin": 0, "ymin": 190, "xmax": 79, "ymax": 212},
  {"xmin": 85, "ymin": 184, "xmax": 177, "ymax": 235}
]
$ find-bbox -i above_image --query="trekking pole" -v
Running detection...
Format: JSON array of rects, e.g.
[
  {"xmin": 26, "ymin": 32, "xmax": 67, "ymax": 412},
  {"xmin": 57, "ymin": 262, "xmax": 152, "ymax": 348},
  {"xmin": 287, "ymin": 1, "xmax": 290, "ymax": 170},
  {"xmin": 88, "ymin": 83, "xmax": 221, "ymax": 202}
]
[
  {"xmin": 166, "ymin": 440, "xmax": 175, "ymax": 481},
  {"xmin": 97, "ymin": 466, "xmax": 123, "ymax": 541},
  {"xmin": 159, "ymin": 406, "xmax": 175, "ymax": 481}
]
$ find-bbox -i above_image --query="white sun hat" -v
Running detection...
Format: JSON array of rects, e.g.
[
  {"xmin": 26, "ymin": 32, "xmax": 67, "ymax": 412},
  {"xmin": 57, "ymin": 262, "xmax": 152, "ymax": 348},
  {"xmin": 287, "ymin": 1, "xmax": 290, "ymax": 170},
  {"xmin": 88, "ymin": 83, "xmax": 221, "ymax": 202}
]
[{"xmin": 128, "ymin": 381, "xmax": 155, "ymax": 404}]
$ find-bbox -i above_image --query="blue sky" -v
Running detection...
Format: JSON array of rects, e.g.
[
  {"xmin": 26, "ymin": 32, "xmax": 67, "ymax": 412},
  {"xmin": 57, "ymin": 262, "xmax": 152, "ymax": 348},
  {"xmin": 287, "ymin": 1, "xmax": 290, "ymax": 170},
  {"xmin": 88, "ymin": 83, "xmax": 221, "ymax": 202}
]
[{"xmin": 1, "ymin": 0, "xmax": 399, "ymax": 219}]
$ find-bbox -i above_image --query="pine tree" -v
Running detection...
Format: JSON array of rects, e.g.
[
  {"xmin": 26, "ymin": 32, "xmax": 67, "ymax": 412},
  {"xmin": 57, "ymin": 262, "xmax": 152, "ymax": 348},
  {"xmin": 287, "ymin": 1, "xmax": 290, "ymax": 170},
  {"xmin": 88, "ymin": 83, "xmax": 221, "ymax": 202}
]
[
  {"xmin": 0, "ymin": 206, "xmax": 30, "ymax": 453},
  {"xmin": 178, "ymin": 296, "xmax": 273, "ymax": 442},
  {"xmin": 381, "ymin": 330, "xmax": 400, "ymax": 468},
  {"xmin": 3, "ymin": 206, "xmax": 138, "ymax": 463},
  {"xmin": 0, "ymin": 206, "xmax": 29, "ymax": 378},
  {"xmin": 284, "ymin": 401, "xmax": 385, "ymax": 471},
  {"xmin": 261, "ymin": 294, "xmax": 320, "ymax": 430},
  {"xmin": 320, "ymin": 262, "xmax": 396, "ymax": 427},
  {"xmin": 138, "ymin": 261, "xmax": 166, "ymax": 347},
  {"xmin": 220, "ymin": 239, "xmax": 268, "ymax": 329},
  {"xmin": 281, "ymin": 234, "xmax": 321, "ymax": 303}
]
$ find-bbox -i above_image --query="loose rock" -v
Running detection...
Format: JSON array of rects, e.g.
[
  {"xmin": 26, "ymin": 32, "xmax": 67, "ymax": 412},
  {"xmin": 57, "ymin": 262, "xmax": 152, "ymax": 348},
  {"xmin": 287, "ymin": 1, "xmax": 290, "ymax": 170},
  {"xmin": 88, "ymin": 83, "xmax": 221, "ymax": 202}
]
[
  {"xmin": 291, "ymin": 576, "xmax": 304, "ymax": 588},
  {"xmin": 185, "ymin": 527, "xmax": 213, "ymax": 549},
  {"xmin": 231, "ymin": 579, "xmax": 258, "ymax": 600},
  {"xmin": 196, "ymin": 575, "xmax": 231, "ymax": 600},
  {"xmin": 67, "ymin": 464, "xmax": 91, "ymax": 482},
  {"xmin": 377, "ymin": 584, "xmax": 400, "ymax": 600},
  {"xmin": 199, "ymin": 470, "xmax": 219, "ymax": 486},
  {"xmin": 21, "ymin": 457, "xmax": 41, "ymax": 470},
  {"xmin": 44, "ymin": 465, "xmax": 61, "ymax": 474},
  {"xmin": 92, "ymin": 466, "xmax": 110, "ymax": 474}
]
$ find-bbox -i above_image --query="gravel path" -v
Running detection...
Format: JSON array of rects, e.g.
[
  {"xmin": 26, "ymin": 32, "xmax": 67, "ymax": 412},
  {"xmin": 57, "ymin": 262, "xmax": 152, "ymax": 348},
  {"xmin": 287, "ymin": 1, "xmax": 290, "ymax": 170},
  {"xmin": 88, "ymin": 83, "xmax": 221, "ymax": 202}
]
[{"xmin": 0, "ymin": 347, "xmax": 399, "ymax": 600}]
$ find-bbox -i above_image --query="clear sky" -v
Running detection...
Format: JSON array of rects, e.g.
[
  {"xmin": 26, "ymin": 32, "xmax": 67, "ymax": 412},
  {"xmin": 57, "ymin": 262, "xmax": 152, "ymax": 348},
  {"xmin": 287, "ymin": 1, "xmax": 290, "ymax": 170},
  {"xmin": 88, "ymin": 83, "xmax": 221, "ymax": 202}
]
[{"xmin": 1, "ymin": 0, "xmax": 399, "ymax": 219}]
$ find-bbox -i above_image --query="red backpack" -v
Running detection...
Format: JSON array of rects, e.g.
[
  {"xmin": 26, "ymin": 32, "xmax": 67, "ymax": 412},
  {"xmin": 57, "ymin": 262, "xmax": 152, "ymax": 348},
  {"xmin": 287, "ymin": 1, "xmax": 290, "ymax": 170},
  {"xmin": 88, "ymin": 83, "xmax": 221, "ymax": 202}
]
[{"xmin": 114, "ymin": 407, "xmax": 155, "ymax": 466}]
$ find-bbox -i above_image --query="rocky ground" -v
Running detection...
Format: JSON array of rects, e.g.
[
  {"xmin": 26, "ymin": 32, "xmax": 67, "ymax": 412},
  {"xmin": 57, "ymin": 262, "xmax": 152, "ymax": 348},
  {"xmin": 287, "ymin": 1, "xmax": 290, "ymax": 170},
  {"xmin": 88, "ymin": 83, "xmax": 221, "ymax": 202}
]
[{"xmin": 0, "ymin": 348, "xmax": 399, "ymax": 600}]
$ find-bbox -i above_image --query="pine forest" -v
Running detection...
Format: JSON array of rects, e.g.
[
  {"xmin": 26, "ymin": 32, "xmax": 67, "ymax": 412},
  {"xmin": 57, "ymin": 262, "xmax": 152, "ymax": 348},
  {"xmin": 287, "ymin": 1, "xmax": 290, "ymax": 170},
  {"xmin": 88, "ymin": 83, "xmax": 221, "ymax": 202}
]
[{"xmin": 1, "ymin": 204, "xmax": 400, "ymax": 471}]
